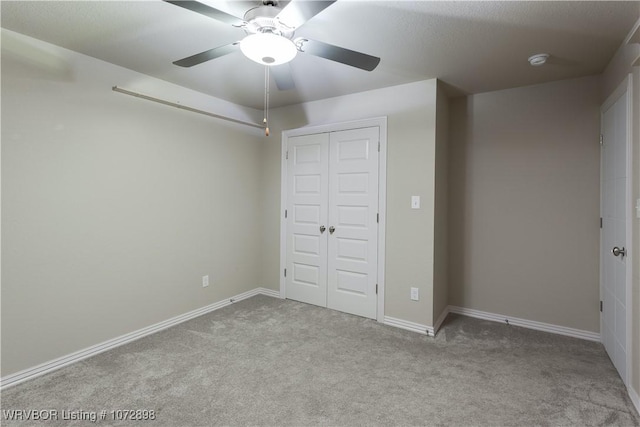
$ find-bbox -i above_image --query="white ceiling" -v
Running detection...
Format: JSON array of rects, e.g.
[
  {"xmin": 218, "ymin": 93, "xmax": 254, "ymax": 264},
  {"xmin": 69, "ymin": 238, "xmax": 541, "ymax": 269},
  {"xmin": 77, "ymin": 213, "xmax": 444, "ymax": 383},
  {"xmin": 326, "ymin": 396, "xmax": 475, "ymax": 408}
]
[{"xmin": 2, "ymin": 1, "xmax": 639, "ymax": 109}]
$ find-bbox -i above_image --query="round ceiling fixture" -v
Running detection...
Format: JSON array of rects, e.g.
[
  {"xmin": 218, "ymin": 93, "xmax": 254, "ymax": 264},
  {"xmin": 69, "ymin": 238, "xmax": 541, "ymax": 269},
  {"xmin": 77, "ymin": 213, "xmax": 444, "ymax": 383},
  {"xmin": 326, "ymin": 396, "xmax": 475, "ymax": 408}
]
[
  {"xmin": 240, "ymin": 33, "xmax": 298, "ymax": 66},
  {"xmin": 528, "ymin": 53, "xmax": 549, "ymax": 66}
]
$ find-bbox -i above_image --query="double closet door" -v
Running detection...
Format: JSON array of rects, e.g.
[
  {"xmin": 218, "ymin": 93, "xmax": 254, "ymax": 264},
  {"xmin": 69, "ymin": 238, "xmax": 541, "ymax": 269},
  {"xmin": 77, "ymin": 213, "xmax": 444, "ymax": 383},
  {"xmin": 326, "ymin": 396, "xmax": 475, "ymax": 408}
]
[{"xmin": 285, "ymin": 127, "xmax": 379, "ymax": 319}]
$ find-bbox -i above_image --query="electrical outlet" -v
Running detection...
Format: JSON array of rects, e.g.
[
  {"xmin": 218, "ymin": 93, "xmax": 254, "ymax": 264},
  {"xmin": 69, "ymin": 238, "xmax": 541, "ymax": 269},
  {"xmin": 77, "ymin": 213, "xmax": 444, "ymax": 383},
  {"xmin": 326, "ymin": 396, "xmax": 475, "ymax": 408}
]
[
  {"xmin": 410, "ymin": 287, "xmax": 419, "ymax": 301},
  {"xmin": 202, "ymin": 275, "xmax": 209, "ymax": 288}
]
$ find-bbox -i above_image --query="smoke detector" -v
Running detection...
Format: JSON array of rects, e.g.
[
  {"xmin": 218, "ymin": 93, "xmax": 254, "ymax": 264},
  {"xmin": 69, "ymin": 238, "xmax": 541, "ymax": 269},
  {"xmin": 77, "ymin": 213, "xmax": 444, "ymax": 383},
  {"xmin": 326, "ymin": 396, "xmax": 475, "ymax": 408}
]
[{"xmin": 528, "ymin": 54, "xmax": 549, "ymax": 66}]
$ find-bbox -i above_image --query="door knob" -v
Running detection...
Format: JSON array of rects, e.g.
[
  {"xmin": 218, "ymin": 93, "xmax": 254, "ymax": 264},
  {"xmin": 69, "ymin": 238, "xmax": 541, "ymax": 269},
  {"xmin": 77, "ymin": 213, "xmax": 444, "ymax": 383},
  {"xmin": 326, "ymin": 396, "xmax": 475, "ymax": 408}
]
[
  {"xmin": 329, "ymin": 226, "xmax": 335, "ymax": 234},
  {"xmin": 320, "ymin": 225, "xmax": 326, "ymax": 234},
  {"xmin": 612, "ymin": 246, "xmax": 626, "ymax": 257}
]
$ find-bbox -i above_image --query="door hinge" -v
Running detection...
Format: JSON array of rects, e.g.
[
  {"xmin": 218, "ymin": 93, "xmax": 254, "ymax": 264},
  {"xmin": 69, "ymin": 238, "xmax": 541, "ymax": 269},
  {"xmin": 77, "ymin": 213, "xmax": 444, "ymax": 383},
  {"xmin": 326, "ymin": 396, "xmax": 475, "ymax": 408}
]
[
  {"xmin": 600, "ymin": 134, "xmax": 603, "ymax": 146},
  {"xmin": 285, "ymin": 150, "xmax": 289, "ymax": 160},
  {"xmin": 284, "ymin": 268, "xmax": 287, "ymax": 277},
  {"xmin": 600, "ymin": 300, "xmax": 603, "ymax": 312},
  {"xmin": 285, "ymin": 209, "xmax": 288, "ymax": 219},
  {"xmin": 377, "ymin": 213, "xmax": 379, "ymax": 223},
  {"xmin": 600, "ymin": 217, "xmax": 602, "ymax": 228},
  {"xmin": 376, "ymin": 284, "xmax": 378, "ymax": 294}
]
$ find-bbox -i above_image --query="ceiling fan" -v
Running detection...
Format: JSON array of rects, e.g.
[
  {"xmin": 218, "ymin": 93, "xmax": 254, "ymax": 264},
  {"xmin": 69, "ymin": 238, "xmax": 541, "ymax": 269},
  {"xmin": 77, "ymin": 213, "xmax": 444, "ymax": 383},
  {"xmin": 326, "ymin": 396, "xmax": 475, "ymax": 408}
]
[{"xmin": 164, "ymin": 0, "xmax": 381, "ymax": 91}]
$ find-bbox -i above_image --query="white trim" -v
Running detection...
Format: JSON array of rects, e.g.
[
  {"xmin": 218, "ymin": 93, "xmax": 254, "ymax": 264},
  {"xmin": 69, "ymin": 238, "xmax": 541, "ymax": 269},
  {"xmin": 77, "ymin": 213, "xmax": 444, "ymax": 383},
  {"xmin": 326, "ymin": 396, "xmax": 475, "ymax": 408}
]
[
  {"xmin": 279, "ymin": 131, "xmax": 288, "ymax": 300},
  {"xmin": 279, "ymin": 117, "xmax": 388, "ymax": 322},
  {"xmin": 622, "ymin": 16, "xmax": 640, "ymax": 46},
  {"xmin": 258, "ymin": 287, "xmax": 282, "ymax": 299},
  {"xmin": 623, "ymin": 75, "xmax": 633, "ymax": 389},
  {"xmin": 448, "ymin": 306, "xmax": 601, "ymax": 342},
  {"xmin": 601, "ymin": 74, "xmax": 632, "ymax": 112},
  {"xmin": 383, "ymin": 306, "xmax": 600, "ymax": 342},
  {"xmin": 376, "ymin": 119, "xmax": 388, "ymax": 323},
  {"xmin": 282, "ymin": 117, "xmax": 388, "ymax": 138},
  {"xmin": 600, "ymin": 74, "xmax": 634, "ymax": 387},
  {"xmin": 433, "ymin": 306, "xmax": 450, "ymax": 334},
  {"xmin": 0, "ymin": 288, "xmax": 278, "ymax": 390},
  {"xmin": 383, "ymin": 316, "xmax": 433, "ymax": 336},
  {"xmin": 630, "ymin": 385, "xmax": 640, "ymax": 417}
]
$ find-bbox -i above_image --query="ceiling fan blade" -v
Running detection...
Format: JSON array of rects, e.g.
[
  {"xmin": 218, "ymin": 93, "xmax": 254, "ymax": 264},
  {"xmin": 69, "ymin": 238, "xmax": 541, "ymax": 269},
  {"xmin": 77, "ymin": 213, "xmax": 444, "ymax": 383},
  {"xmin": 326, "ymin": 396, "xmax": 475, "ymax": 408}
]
[
  {"xmin": 276, "ymin": 1, "xmax": 336, "ymax": 30},
  {"xmin": 163, "ymin": 0, "xmax": 244, "ymax": 26},
  {"xmin": 271, "ymin": 64, "xmax": 296, "ymax": 91},
  {"xmin": 297, "ymin": 39, "xmax": 380, "ymax": 72},
  {"xmin": 173, "ymin": 42, "xmax": 240, "ymax": 67}
]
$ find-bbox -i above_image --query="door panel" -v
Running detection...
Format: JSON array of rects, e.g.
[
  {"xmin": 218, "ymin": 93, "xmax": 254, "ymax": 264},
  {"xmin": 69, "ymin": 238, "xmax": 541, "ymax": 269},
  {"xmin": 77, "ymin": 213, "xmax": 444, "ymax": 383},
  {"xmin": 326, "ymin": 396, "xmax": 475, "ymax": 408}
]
[
  {"xmin": 285, "ymin": 133, "xmax": 329, "ymax": 307},
  {"xmin": 327, "ymin": 127, "xmax": 379, "ymax": 319},
  {"xmin": 601, "ymin": 90, "xmax": 628, "ymax": 385}
]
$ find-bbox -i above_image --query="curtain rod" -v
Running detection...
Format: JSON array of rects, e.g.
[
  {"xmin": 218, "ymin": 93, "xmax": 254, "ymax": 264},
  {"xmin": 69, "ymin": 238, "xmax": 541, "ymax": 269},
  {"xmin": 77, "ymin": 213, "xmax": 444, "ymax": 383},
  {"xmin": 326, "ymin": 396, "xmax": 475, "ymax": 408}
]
[{"xmin": 112, "ymin": 86, "xmax": 265, "ymax": 130}]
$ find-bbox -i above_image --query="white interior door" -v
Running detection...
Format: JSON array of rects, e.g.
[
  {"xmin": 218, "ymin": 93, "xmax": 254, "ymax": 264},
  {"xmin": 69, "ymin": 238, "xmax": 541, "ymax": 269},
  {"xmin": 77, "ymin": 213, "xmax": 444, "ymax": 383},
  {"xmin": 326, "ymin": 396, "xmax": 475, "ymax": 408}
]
[
  {"xmin": 600, "ymin": 86, "xmax": 629, "ymax": 385},
  {"xmin": 285, "ymin": 133, "xmax": 329, "ymax": 308},
  {"xmin": 327, "ymin": 127, "xmax": 379, "ymax": 319},
  {"xmin": 285, "ymin": 126, "xmax": 380, "ymax": 320}
]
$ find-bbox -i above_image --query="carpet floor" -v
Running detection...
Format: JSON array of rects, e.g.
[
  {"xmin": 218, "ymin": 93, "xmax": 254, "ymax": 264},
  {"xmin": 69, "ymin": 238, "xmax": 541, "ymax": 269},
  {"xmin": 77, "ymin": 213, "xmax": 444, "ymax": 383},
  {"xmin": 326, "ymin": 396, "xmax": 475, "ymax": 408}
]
[{"xmin": 1, "ymin": 295, "xmax": 639, "ymax": 426}]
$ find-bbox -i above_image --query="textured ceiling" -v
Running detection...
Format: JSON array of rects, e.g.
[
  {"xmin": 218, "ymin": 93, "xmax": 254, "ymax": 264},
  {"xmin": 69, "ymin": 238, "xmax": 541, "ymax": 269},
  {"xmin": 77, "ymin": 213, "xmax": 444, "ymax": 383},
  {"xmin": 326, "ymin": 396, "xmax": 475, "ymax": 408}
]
[{"xmin": 2, "ymin": 1, "xmax": 639, "ymax": 109}]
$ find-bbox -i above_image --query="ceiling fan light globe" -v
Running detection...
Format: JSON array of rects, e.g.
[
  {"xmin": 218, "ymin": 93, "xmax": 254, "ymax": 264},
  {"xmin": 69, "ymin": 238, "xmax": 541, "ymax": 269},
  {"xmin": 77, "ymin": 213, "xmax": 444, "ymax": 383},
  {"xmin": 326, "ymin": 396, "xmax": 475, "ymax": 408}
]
[{"xmin": 240, "ymin": 33, "xmax": 297, "ymax": 66}]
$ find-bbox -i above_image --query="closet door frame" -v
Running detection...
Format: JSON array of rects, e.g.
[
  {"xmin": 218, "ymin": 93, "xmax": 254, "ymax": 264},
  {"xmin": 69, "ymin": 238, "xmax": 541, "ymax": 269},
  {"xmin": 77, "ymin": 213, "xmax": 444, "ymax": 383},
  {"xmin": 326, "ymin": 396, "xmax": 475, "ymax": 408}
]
[{"xmin": 280, "ymin": 117, "xmax": 388, "ymax": 323}]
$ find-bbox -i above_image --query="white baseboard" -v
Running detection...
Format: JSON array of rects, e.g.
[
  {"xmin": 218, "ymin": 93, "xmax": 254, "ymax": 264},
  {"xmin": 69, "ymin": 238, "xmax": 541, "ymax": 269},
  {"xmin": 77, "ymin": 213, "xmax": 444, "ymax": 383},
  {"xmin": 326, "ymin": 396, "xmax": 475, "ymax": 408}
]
[
  {"xmin": 630, "ymin": 385, "xmax": 640, "ymax": 416},
  {"xmin": 0, "ymin": 287, "xmax": 279, "ymax": 390},
  {"xmin": 433, "ymin": 306, "xmax": 450, "ymax": 334},
  {"xmin": 448, "ymin": 305, "xmax": 601, "ymax": 342},
  {"xmin": 257, "ymin": 287, "xmax": 281, "ymax": 299},
  {"xmin": 384, "ymin": 309, "xmax": 449, "ymax": 337},
  {"xmin": 383, "ymin": 316, "xmax": 434, "ymax": 336}
]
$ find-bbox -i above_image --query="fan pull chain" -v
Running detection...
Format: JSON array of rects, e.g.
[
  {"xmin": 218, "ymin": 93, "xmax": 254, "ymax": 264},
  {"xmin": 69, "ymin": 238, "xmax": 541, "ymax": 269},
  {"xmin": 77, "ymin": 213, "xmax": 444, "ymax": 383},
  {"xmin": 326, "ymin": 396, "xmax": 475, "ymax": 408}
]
[{"xmin": 263, "ymin": 66, "xmax": 270, "ymax": 137}]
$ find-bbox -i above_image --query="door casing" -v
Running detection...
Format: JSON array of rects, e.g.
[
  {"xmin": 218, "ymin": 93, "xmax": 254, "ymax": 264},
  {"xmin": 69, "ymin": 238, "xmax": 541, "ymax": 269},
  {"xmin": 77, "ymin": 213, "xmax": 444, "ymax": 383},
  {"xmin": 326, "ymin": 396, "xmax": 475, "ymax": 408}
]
[{"xmin": 280, "ymin": 117, "xmax": 388, "ymax": 322}]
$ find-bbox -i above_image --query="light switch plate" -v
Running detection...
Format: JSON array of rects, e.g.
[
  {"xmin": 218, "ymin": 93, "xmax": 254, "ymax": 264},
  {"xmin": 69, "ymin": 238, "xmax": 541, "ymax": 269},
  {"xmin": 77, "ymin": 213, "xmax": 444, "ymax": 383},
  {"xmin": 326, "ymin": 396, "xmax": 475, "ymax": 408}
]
[
  {"xmin": 411, "ymin": 196, "xmax": 420, "ymax": 209},
  {"xmin": 636, "ymin": 199, "xmax": 640, "ymax": 219},
  {"xmin": 410, "ymin": 287, "xmax": 419, "ymax": 301}
]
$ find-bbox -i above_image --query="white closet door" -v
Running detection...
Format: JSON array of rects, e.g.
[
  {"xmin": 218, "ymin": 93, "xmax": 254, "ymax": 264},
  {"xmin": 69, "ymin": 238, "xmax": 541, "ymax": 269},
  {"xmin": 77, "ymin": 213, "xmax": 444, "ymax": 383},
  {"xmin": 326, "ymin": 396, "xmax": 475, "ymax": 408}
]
[
  {"xmin": 285, "ymin": 133, "xmax": 330, "ymax": 307},
  {"xmin": 327, "ymin": 127, "xmax": 379, "ymax": 319}
]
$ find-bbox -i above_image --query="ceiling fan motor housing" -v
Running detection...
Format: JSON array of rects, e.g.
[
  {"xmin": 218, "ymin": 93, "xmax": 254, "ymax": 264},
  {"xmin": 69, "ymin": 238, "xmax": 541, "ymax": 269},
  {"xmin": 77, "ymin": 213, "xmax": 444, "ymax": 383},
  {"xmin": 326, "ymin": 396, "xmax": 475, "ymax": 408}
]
[{"xmin": 243, "ymin": 5, "xmax": 294, "ymax": 39}]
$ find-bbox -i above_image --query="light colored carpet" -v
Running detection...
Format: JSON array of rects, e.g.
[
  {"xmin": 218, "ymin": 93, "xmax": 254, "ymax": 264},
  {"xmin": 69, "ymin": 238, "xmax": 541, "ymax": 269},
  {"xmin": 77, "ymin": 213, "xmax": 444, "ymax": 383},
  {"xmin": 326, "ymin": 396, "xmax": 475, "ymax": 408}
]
[{"xmin": 1, "ymin": 295, "xmax": 638, "ymax": 426}]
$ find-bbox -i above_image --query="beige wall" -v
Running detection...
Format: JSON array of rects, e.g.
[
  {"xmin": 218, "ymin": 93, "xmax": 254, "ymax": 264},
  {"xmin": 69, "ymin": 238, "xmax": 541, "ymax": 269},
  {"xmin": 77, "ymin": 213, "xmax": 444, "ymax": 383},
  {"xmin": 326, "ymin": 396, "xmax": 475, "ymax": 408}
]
[
  {"xmin": 433, "ymin": 82, "xmax": 449, "ymax": 325},
  {"xmin": 448, "ymin": 75, "xmax": 602, "ymax": 332},
  {"xmin": 263, "ymin": 80, "xmax": 439, "ymax": 327},
  {"xmin": 1, "ymin": 31, "xmax": 264, "ymax": 376}
]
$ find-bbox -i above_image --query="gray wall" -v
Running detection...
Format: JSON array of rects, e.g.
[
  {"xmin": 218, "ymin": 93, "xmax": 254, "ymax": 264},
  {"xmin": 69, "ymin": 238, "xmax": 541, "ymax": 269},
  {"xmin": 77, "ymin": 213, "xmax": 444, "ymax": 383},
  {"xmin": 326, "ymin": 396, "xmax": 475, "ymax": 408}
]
[
  {"xmin": 448, "ymin": 75, "xmax": 601, "ymax": 332},
  {"xmin": 1, "ymin": 31, "xmax": 264, "ymax": 376}
]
